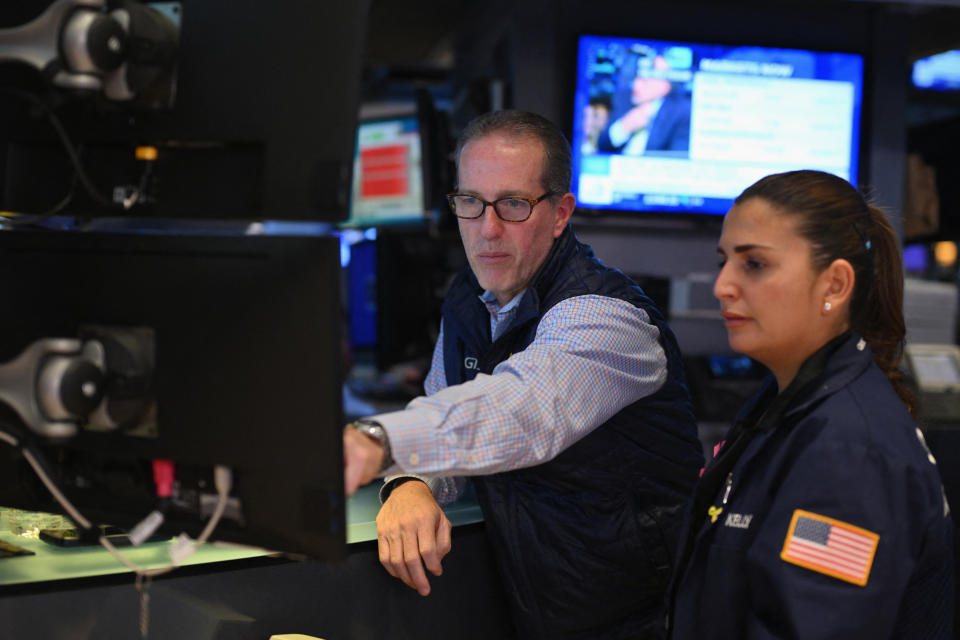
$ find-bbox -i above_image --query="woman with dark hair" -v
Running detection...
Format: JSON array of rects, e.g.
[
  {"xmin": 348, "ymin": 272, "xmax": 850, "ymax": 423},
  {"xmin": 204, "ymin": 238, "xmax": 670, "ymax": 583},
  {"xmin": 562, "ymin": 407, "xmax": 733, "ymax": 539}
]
[{"xmin": 667, "ymin": 170, "xmax": 954, "ymax": 638}]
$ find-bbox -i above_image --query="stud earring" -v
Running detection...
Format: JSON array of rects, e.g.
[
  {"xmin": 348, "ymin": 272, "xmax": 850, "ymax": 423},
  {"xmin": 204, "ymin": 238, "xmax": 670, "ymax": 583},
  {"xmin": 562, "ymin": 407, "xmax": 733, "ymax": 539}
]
[{"xmin": 824, "ymin": 302, "xmax": 832, "ymax": 311}]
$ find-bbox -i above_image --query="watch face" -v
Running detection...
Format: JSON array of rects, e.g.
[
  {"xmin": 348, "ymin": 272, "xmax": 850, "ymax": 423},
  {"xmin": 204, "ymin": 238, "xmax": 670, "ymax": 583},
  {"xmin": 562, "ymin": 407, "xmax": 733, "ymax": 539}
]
[
  {"xmin": 354, "ymin": 421, "xmax": 385, "ymax": 442},
  {"xmin": 353, "ymin": 421, "xmax": 392, "ymax": 471}
]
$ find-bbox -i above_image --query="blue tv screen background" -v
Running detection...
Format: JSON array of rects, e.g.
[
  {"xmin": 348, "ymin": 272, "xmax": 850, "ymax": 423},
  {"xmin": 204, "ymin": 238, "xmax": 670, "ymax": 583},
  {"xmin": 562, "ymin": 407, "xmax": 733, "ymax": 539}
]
[{"xmin": 572, "ymin": 35, "xmax": 864, "ymax": 216}]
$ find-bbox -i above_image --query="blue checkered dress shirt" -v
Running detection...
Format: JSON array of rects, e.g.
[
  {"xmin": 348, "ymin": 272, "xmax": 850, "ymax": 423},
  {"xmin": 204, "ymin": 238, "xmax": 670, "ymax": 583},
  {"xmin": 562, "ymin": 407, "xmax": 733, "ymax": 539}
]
[{"xmin": 376, "ymin": 290, "xmax": 667, "ymax": 503}]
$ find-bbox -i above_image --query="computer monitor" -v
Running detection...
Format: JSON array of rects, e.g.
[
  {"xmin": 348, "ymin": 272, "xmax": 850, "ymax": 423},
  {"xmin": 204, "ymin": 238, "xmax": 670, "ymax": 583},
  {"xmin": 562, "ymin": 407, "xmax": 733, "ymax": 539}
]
[
  {"xmin": 906, "ymin": 344, "xmax": 960, "ymax": 393},
  {"xmin": 342, "ymin": 86, "xmax": 454, "ymax": 230},
  {"xmin": 347, "ymin": 237, "xmax": 379, "ymax": 352},
  {"xmin": 571, "ymin": 34, "xmax": 864, "ymax": 217},
  {"xmin": 345, "ymin": 229, "xmax": 454, "ymax": 376},
  {"xmin": 912, "ymin": 49, "xmax": 960, "ymax": 93},
  {"xmin": 0, "ymin": 1, "xmax": 369, "ymax": 222},
  {"xmin": 904, "ymin": 343, "xmax": 960, "ymax": 424},
  {"xmin": 0, "ymin": 229, "xmax": 345, "ymax": 559},
  {"xmin": 903, "ymin": 244, "xmax": 930, "ymax": 275},
  {"xmin": 345, "ymin": 113, "xmax": 430, "ymax": 227}
]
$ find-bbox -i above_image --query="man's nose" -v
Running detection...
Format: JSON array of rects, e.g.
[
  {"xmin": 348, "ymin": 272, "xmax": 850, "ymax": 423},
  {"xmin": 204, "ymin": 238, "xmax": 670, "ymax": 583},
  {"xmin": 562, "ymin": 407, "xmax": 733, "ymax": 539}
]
[{"xmin": 479, "ymin": 204, "xmax": 504, "ymax": 238}]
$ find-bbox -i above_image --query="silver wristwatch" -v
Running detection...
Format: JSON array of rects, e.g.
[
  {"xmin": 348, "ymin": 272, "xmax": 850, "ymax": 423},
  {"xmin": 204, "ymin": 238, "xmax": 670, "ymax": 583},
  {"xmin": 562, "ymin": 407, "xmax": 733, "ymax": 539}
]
[{"xmin": 350, "ymin": 418, "xmax": 394, "ymax": 472}]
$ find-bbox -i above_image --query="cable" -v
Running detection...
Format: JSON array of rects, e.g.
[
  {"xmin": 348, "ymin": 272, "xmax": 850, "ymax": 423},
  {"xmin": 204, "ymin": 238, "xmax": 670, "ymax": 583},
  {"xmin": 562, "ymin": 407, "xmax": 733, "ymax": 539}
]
[
  {"xmin": 41, "ymin": 157, "xmax": 82, "ymax": 216},
  {"xmin": 0, "ymin": 88, "xmax": 118, "ymax": 211},
  {"xmin": 97, "ymin": 464, "xmax": 232, "ymax": 577},
  {"xmin": 196, "ymin": 466, "xmax": 232, "ymax": 545},
  {"xmin": 20, "ymin": 447, "xmax": 92, "ymax": 530},
  {"xmin": 0, "ymin": 427, "xmax": 91, "ymax": 529},
  {"xmin": 0, "ymin": 425, "xmax": 234, "ymax": 577},
  {"xmin": 121, "ymin": 157, "xmax": 155, "ymax": 210}
]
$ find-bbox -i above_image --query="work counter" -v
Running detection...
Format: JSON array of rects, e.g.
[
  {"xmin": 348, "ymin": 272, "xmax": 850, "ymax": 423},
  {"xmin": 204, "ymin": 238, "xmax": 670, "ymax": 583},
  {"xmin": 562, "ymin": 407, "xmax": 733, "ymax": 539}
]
[{"xmin": 0, "ymin": 484, "xmax": 515, "ymax": 639}]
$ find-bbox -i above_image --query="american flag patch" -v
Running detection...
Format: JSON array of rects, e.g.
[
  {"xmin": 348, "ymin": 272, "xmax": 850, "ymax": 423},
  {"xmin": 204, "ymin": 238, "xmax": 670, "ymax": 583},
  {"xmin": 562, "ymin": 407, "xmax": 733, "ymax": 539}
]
[{"xmin": 780, "ymin": 509, "xmax": 879, "ymax": 587}]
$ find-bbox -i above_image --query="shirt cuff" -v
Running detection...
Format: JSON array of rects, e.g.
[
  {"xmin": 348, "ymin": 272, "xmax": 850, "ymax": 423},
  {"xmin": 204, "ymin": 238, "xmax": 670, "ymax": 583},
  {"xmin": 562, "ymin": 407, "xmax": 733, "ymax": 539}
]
[
  {"xmin": 379, "ymin": 474, "xmax": 431, "ymax": 503},
  {"xmin": 608, "ymin": 118, "xmax": 629, "ymax": 147},
  {"xmin": 370, "ymin": 406, "xmax": 442, "ymax": 474}
]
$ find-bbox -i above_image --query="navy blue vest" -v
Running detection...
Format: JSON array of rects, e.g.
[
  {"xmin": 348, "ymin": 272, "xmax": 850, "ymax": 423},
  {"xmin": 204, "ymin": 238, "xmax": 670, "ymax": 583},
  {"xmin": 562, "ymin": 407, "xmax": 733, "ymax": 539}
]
[{"xmin": 441, "ymin": 227, "xmax": 703, "ymax": 639}]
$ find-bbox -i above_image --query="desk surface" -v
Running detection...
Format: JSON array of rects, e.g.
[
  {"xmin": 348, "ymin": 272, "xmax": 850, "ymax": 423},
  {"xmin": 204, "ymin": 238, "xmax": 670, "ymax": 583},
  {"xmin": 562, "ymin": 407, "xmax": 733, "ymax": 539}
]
[{"xmin": 0, "ymin": 483, "xmax": 483, "ymax": 587}]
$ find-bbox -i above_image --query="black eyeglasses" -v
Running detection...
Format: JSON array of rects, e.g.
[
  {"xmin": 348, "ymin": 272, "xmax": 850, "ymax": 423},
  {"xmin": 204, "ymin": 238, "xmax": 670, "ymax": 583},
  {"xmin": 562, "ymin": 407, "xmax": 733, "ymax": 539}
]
[{"xmin": 446, "ymin": 192, "xmax": 557, "ymax": 223}]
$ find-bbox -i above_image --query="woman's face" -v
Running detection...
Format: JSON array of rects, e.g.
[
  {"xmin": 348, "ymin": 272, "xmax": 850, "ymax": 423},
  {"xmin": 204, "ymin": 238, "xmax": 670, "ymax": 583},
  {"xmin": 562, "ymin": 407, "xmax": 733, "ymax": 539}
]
[{"xmin": 714, "ymin": 198, "xmax": 837, "ymax": 388}]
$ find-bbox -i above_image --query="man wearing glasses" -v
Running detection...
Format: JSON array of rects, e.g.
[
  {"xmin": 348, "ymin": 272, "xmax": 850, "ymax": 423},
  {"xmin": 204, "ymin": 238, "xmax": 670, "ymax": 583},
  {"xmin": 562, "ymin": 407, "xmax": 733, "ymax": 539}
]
[{"xmin": 344, "ymin": 110, "xmax": 702, "ymax": 639}]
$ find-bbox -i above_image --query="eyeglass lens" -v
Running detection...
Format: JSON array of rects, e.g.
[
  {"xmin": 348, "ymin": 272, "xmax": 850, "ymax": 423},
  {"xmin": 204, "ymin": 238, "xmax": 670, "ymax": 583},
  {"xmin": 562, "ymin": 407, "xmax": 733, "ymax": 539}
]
[{"xmin": 450, "ymin": 195, "xmax": 532, "ymax": 221}]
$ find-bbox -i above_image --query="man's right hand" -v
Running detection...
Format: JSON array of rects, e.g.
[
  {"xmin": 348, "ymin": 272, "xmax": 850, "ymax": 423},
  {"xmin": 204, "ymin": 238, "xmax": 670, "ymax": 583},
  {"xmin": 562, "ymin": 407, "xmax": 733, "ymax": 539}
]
[
  {"xmin": 620, "ymin": 103, "xmax": 653, "ymax": 134},
  {"xmin": 376, "ymin": 479, "xmax": 452, "ymax": 597}
]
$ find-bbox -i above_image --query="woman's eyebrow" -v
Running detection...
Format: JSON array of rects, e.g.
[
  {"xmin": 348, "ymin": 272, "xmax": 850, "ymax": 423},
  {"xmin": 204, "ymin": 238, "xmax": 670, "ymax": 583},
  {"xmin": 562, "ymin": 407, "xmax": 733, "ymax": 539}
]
[{"xmin": 732, "ymin": 243, "xmax": 772, "ymax": 253}]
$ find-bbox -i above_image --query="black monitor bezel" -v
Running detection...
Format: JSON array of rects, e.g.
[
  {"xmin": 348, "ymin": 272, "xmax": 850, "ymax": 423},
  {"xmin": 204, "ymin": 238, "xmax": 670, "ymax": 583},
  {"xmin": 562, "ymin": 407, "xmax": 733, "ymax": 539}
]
[{"xmin": 0, "ymin": 229, "xmax": 346, "ymax": 559}]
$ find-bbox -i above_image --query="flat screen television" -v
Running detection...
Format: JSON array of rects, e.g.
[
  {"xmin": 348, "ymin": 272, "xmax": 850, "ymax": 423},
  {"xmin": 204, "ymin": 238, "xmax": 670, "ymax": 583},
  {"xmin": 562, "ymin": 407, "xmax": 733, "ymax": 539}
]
[
  {"xmin": 571, "ymin": 35, "xmax": 864, "ymax": 217},
  {"xmin": 912, "ymin": 49, "xmax": 960, "ymax": 92}
]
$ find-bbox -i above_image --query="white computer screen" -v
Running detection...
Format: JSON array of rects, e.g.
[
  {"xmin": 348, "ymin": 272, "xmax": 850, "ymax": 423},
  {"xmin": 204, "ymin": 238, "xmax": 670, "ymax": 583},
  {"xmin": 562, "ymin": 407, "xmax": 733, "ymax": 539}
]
[{"xmin": 911, "ymin": 350, "xmax": 960, "ymax": 389}]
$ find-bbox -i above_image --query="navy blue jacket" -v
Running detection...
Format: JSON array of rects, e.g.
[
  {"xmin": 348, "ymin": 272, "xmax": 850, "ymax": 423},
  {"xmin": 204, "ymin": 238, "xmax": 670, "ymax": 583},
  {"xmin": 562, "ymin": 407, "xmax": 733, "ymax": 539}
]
[
  {"xmin": 442, "ymin": 227, "xmax": 703, "ymax": 639},
  {"xmin": 669, "ymin": 333, "xmax": 954, "ymax": 639}
]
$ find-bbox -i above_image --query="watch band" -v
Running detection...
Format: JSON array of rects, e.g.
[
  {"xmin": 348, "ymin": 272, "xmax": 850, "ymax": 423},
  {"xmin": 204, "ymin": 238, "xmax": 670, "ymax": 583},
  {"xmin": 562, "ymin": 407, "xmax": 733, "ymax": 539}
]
[
  {"xmin": 350, "ymin": 418, "xmax": 394, "ymax": 473},
  {"xmin": 380, "ymin": 476, "xmax": 425, "ymax": 503}
]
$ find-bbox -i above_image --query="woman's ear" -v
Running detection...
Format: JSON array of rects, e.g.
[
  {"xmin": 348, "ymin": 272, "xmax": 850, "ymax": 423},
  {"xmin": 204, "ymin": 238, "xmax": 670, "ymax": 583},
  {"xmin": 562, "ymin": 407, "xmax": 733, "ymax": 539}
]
[{"xmin": 821, "ymin": 258, "xmax": 856, "ymax": 312}]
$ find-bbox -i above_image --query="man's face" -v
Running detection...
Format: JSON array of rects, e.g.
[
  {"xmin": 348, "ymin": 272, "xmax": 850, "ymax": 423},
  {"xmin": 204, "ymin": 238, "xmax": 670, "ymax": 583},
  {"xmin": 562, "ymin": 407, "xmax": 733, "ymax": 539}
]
[
  {"xmin": 631, "ymin": 55, "xmax": 672, "ymax": 104},
  {"xmin": 584, "ymin": 104, "xmax": 610, "ymax": 137},
  {"xmin": 456, "ymin": 133, "xmax": 574, "ymax": 306}
]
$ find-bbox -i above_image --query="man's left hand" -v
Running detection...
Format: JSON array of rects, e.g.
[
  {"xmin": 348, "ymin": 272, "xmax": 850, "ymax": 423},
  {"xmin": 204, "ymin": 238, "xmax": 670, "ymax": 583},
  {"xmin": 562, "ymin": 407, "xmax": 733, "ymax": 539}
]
[{"xmin": 343, "ymin": 427, "xmax": 386, "ymax": 495}]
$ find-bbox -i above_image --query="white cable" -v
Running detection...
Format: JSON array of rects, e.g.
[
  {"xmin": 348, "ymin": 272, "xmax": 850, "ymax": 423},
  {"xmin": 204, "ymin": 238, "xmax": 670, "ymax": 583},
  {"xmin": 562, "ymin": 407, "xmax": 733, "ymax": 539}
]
[
  {"xmin": 98, "ymin": 463, "xmax": 233, "ymax": 577},
  {"xmin": 196, "ymin": 466, "xmax": 232, "ymax": 545},
  {"xmin": 100, "ymin": 534, "xmax": 177, "ymax": 577},
  {"xmin": 0, "ymin": 429, "xmax": 165, "ymax": 574},
  {"xmin": 0, "ymin": 428, "xmax": 234, "ymax": 578},
  {"xmin": 21, "ymin": 447, "xmax": 92, "ymax": 530},
  {"xmin": 0, "ymin": 429, "xmax": 92, "ymax": 529}
]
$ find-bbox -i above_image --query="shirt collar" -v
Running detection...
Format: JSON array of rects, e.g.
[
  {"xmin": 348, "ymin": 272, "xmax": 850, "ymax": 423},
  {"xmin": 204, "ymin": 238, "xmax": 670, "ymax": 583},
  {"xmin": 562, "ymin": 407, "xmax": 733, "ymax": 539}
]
[
  {"xmin": 479, "ymin": 289, "xmax": 526, "ymax": 315},
  {"xmin": 479, "ymin": 289, "xmax": 526, "ymax": 341}
]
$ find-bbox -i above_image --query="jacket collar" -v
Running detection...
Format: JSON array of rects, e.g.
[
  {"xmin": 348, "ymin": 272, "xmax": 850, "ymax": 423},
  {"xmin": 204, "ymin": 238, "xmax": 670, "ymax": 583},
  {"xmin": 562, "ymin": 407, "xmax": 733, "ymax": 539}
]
[
  {"xmin": 461, "ymin": 224, "xmax": 578, "ymax": 331},
  {"xmin": 511, "ymin": 224, "xmax": 578, "ymax": 326},
  {"xmin": 446, "ymin": 224, "xmax": 579, "ymax": 348},
  {"xmin": 734, "ymin": 331, "xmax": 874, "ymax": 431}
]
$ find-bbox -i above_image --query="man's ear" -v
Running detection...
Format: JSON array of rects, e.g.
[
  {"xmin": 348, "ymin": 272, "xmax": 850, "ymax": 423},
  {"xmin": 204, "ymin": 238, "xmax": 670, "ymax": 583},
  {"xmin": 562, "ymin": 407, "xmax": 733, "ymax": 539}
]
[
  {"xmin": 553, "ymin": 192, "xmax": 576, "ymax": 237},
  {"xmin": 821, "ymin": 258, "xmax": 856, "ymax": 311}
]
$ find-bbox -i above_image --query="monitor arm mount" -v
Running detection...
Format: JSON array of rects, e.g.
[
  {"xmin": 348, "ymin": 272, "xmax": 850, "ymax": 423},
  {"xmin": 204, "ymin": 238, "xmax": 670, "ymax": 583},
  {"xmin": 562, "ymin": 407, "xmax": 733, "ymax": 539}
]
[
  {"xmin": 0, "ymin": 329, "xmax": 154, "ymax": 440},
  {"xmin": 0, "ymin": 0, "xmax": 178, "ymax": 101}
]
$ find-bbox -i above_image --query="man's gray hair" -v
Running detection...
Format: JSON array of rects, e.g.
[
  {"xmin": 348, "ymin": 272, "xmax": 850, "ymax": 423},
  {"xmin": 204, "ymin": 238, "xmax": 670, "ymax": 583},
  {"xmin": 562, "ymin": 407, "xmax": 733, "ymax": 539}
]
[{"xmin": 455, "ymin": 110, "xmax": 572, "ymax": 196}]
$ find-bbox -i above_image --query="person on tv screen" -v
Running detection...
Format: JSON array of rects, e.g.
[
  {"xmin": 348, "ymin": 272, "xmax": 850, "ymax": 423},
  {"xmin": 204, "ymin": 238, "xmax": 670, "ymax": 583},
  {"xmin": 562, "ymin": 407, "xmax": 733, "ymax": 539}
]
[
  {"xmin": 667, "ymin": 170, "xmax": 954, "ymax": 638},
  {"xmin": 581, "ymin": 95, "xmax": 612, "ymax": 155},
  {"xmin": 343, "ymin": 109, "xmax": 704, "ymax": 639},
  {"xmin": 597, "ymin": 45, "xmax": 692, "ymax": 157}
]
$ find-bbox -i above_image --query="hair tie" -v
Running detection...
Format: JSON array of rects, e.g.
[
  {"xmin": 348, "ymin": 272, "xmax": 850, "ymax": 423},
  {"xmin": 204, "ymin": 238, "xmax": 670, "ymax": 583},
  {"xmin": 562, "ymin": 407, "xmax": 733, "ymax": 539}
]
[{"xmin": 852, "ymin": 221, "xmax": 872, "ymax": 253}]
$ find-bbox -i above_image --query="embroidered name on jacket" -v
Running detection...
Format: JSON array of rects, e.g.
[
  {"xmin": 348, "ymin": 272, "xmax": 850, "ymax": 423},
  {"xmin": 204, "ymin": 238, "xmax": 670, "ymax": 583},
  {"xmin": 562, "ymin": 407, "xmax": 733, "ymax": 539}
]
[
  {"xmin": 780, "ymin": 509, "xmax": 879, "ymax": 587},
  {"xmin": 723, "ymin": 513, "xmax": 753, "ymax": 529}
]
